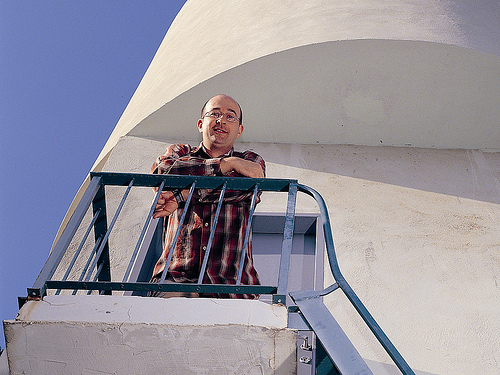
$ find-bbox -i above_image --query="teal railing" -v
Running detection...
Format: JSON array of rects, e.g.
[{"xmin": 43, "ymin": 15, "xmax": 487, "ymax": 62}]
[{"xmin": 25, "ymin": 172, "xmax": 415, "ymax": 375}]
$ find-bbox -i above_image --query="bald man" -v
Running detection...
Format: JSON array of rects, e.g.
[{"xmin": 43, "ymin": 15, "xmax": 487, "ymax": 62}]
[{"xmin": 149, "ymin": 95, "xmax": 265, "ymax": 299}]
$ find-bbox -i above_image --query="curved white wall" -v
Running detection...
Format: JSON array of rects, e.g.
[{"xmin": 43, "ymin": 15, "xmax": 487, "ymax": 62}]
[
  {"xmin": 94, "ymin": 0, "xmax": 500, "ymax": 167},
  {"xmin": 128, "ymin": 39, "xmax": 500, "ymax": 150}
]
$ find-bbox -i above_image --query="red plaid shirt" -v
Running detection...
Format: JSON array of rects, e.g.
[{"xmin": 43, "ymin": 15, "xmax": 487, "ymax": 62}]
[{"xmin": 150, "ymin": 143, "xmax": 265, "ymax": 298}]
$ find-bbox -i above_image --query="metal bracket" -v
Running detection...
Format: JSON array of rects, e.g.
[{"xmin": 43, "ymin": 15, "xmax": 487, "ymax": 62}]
[
  {"xmin": 297, "ymin": 331, "xmax": 315, "ymax": 375},
  {"xmin": 272, "ymin": 294, "xmax": 286, "ymax": 305},
  {"xmin": 17, "ymin": 296, "xmax": 28, "ymax": 309},
  {"xmin": 27, "ymin": 288, "xmax": 43, "ymax": 300}
]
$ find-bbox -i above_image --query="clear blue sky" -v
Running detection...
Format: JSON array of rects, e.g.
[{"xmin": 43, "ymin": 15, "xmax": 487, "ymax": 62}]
[{"xmin": 0, "ymin": 0, "xmax": 187, "ymax": 351}]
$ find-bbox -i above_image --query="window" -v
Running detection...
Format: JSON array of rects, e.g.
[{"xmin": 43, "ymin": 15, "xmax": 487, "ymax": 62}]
[{"xmin": 252, "ymin": 213, "xmax": 324, "ymax": 302}]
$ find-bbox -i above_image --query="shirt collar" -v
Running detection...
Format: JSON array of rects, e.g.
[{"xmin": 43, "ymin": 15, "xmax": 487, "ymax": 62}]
[{"xmin": 194, "ymin": 142, "xmax": 234, "ymax": 158}]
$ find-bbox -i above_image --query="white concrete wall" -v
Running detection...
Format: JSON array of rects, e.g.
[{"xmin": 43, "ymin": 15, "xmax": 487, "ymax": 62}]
[
  {"xmin": 262, "ymin": 141, "xmax": 499, "ymax": 375},
  {"xmin": 59, "ymin": 135, "xmax": 500, "ymax": 374},
  {"xmin": 5, "ymin": 295, "xmax": 295, "ymax": 375},
  {"xmin": 95, "ymin": 0, "xmax": 500, "ymax": 166},
  {"xmin": 127, "ymin": 40, "xmax": 500, "ymax": 151}
]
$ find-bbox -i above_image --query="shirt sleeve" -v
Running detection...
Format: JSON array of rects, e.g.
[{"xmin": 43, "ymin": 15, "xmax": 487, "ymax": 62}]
[
  {"xmin": 197, "ymin": 150, "xmax": 266, "ymax": 204},
  {"xmin": 151, "ymin": 144, "xmax": 266, "ymax": 205},
  {"xmin": 151, "ymin": 144, "xmax": 222, "ymax": 176},
  {"xmin": 223, "ymin": 150, "xmax": 266, "ymax": 178}
]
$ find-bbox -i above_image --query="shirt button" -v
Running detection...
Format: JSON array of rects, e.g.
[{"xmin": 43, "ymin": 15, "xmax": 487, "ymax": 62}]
[
  {"xmin": 204, "ymin": 222, "xmax": 209, "ymax": 227},
  {"xmin": 202, "ymin": 246, "xmax": 207, "ymax": 250}
]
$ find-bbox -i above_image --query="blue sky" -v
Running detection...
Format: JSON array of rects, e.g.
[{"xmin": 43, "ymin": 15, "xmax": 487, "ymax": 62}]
[{"xmin": 0, "ymin": 1, "xmax": 187, "ymax": 350}]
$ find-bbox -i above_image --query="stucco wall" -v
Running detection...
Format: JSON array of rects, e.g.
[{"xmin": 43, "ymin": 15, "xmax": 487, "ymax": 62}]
[
  {"xmin": 5, "ymin": 296, "xmax": 295, "ymax": 375},
  {"xmin": 32, "ymin": 135, "xmax": 500, "ymax": 374},
  {"xmin": 111, "ymin": 0, "xmax": 500, "ymax": 143},
  {"xmin": 95, "ymin": 0, "xmax": 500, "ymax": 167},
  {"xmin": 263, "ymin": 141, "xmax": 499, "ymax": 375},
  {"xmin": 97, "ymin": 135, "xmax": 499, "ymax": 375}
]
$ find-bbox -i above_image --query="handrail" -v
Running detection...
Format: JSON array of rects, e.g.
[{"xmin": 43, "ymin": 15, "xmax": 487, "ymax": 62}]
[
  {"xmin": 26, "ymin": 171, "xmax": 414, "ymax": 374},
  {"xmin": 29, "ymin": 172, "xmax": 296, "ymax": 299},
  {"xmin": 296, "ymin": 184, "xmax": 416, "ymax": 375}
]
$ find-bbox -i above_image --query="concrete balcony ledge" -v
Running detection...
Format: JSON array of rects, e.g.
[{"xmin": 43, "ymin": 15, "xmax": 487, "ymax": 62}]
[
  {"xmin": 4, "ymin": 295, "xmax": 296, "ymax": 374},
  {"xmin": 12, "ymin": 294, "xmax": 289, "ymax": 327}
]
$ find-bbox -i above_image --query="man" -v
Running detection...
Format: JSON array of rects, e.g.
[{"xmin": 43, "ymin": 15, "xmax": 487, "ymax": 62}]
[{"xmin": 149, "ymin": 94, "xmax": 265, "ymax": 299}]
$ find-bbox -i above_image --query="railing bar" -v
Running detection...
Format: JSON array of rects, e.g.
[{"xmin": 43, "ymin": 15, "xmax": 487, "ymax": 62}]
[
  {"xmin": 31, "ymin": 176, "xmax": 102, "ymax": 295},
  {"xmin": 87, "ymin": 262, "xmax": 105, "ymax": 295},
  {"xmin": 197, "ymin": 182, "xmax": 227, "ymax": 284},
  {"xmin": 47, "ymin": 280, "xmax": 277, "ymax": 294},
  {"xmin": 55, "ymin": 208, "xmax": 102, "ymax": 295},
  {"xmin": 72, "ymin": 235, "xmax": 103, "ymax": 295},
  {"xmin": 93, "ymin": 261, "xmax": 104, "ymax": 282},
  {"xmin": 85, "ymin": 179, "xmax": 135, "ymax": 282},
  {"xmin": 289, "ymin": 283, "xmax": 340, "ymax": 302},
  {"xmin": 297, "ymin": 183, "xmax": 415, "ymax": 375},
  {"xmin": 77, "ymin": 235, "xmax": 103, "ymax": 282},
  {"xmin": 236, "ymin": 184, "xmax": 259, "ymax": 285},
  {"xmin": 159, "ymin": 182, "xmax": 196, "ymax": 283},
  {"xmin": 276, "ymin": 182, "xmax": 298, "ymax": 295},
  {"xmin": 90, "ymin": 171, "xmax": 295, "ymax": 192},
  {"xmin": 122, "ymin": 180, "xmax": 165, "ymax": 282}
]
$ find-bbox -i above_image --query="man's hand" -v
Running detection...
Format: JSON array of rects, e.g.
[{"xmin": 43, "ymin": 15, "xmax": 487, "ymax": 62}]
[
  {"xmin": 153, "ymin": 189, "xmax": 190, "ymax": 218},
  {"xmin": 220, "ymin": 157, "xmax": 264, "ymax": 178},
  {"xmin": 153, "ymin": 191, "xmax": 179, "ymax": 218}
]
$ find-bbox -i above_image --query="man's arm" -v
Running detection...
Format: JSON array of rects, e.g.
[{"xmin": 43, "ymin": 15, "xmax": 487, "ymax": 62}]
[
  {"xmin": 220, "ymin": 157, "xmax": 264, "ymax": 178},
  {"xmin": 152, "ymin": 160, "xmax": 264, "ymax": 218},
  {"xmin": 195, "ymin": 150, "xmax": 266, "ymax": 203},
  {"xmin": 152, "ymin": 144, "xmax": 222, "ymax": 176},
  {"xmin": 152, "ymin": 145, "xmax": 266, "ymax": 216}
]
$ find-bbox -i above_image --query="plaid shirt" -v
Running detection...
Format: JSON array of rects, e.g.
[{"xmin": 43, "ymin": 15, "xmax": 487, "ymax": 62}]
[{"xmin": 150, "ymin": 143, "xmax": 265, "ymax": 298}]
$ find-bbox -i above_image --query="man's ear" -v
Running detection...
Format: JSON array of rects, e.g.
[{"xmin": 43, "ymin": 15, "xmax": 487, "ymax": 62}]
[
  {"xmin": 236, "ymin": 124, "xmax": 244, "ymax": 138},
  {"xmin": 197, "ymin": 119, "xmax": 204, "ymax": 133}
]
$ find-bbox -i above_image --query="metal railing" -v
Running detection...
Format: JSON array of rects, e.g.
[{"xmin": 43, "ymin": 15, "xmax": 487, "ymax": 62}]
[
  {"xmin": 26, "ymin": 172, "xmax": 414, "ymax": 374},
  {"xmin": 28, "ymin": 172, "xmax": 296, "ymax": 301}
]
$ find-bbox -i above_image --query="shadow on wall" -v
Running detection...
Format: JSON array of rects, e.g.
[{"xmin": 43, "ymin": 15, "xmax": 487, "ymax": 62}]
[
  {"xmin": 364, "ymin": 359, "xmax": 439, "ymax": 375},
  {"xmin": 259, "ymin": 143, "xmax": 500, "ymax": 205}
]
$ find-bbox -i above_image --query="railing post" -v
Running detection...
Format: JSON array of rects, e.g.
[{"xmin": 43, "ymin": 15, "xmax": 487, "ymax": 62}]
[
  {"xmin": 123, "ymin": 180, "xmax": 165, "ymax": 283},
  {"xmin": 91, "ymin": 178, "xmax": 111, "ymax": 294},
  {"xmin": 274, "ymin": 182, "xmax": 298, "ymax": 305},
  {"xmin": 28, "ymin": 176, "xmax": 102, "ymax": 299},
  {"xmin": 56, "ymin": 208, "xmax": 102, "ymax": 295},
  {"xmin": 198, "ymin": 182, "xmax": 227, "ymax": 284},
  {"xmin": 90, "ymin": 179, "xmax": 135, "ymax": 294},
  {"xmin": 160, "ymin": 182, "xmax": 196, "ymax": 283},
  {"xmin": 236, "ymin": 184, "xmax": 260, "ymax": 285}
]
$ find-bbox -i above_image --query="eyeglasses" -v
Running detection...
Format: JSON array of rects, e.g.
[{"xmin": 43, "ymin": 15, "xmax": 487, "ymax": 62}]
[{"xmin": 203, "ymin": 110, "xmax": 240, "ymax": 123}]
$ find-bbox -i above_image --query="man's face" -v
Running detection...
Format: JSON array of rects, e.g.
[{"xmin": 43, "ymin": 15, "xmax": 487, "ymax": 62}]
[{"xmin": 197, "ymin": 95, "xmax": 243, "ymax": 156}]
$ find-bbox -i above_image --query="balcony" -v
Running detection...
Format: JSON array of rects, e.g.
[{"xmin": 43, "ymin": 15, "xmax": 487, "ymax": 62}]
[{"xmin": 4, "ymin": 172, "xmax": 414, "ymax": 374}]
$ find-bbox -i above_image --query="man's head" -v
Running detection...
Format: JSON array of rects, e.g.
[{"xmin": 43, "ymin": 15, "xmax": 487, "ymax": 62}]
[
  {"xmin": 197, "ymin": 95, "xmax": 244, "ymax": 157},
  {"xmin": 201, "ymin": 95, "xmax": 243, "ymax": 125}
]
